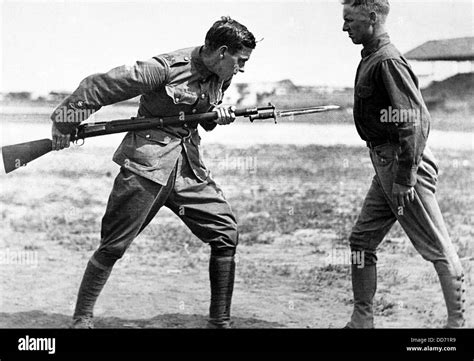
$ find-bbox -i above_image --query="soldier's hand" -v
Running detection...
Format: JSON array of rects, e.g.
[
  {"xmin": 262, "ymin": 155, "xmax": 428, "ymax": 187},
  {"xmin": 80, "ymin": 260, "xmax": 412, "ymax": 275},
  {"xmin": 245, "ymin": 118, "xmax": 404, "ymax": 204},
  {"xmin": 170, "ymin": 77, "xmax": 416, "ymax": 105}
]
[
  {"xmin": 214, "ymin": 105, "xmax": 236, "ymax": 125},
  {"xmin": 392, "ymin": 183, "xmax": 415, "ymax": 208},
  {"xmin": 51, "ymin": 122, "xmax": 71, "ymax": 151}
]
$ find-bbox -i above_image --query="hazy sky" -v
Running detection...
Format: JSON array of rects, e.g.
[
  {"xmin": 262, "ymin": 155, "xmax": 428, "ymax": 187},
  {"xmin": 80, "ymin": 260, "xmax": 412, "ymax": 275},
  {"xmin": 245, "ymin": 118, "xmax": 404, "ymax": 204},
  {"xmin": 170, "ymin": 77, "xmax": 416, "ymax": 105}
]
[{"xmin": 1, "ymin": 0, "xmax": 472, "ymax": 93}]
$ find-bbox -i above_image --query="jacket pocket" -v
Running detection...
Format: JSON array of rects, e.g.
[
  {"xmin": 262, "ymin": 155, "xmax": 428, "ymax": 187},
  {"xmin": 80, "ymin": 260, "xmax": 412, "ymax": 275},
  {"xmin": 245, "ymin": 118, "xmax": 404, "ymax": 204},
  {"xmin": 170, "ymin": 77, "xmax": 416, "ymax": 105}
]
[
  {"xmin": 123, "ymin": 130, "xmax": 178, "ymax": 169},
  {"xmin": 165, "ymin": 85, "xmax": 199, "ymax": 105},
  {"xmin": 372, "ymin": 143, "xmax": 397, "ymax": 167}
]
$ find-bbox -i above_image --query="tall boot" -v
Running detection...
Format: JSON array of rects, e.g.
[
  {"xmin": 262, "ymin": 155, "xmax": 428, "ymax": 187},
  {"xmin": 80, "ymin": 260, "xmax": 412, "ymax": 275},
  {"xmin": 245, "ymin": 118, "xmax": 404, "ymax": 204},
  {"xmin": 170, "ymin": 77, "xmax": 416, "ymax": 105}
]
[
  {"xmin": 72, "ymin": 259, "xmax": 114, "ymax": 328},
  {"xmin": 435, "ymin": 263, "xmax": 466, "ymax": 328},
  {"xmin": 345, "ymin": 264, "xmax": 377, "ymax": 328},
  {"xmin": 207, "ymin": 255, "xmax": 235, "ymax": 329}
]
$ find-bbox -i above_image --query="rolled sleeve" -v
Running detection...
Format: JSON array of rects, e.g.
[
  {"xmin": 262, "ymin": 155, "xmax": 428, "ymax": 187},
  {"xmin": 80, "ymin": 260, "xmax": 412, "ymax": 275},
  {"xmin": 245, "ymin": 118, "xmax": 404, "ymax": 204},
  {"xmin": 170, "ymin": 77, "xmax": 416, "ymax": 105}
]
[{"xmin": 380, "ymin": 59, "xmax": 429, "ymax": 187}]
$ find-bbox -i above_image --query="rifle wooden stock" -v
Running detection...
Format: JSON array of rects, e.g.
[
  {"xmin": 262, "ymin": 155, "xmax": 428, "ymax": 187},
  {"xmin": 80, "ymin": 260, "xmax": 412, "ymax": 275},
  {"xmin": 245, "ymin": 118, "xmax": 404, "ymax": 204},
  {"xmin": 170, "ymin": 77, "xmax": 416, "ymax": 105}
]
[{"xmin": 2, "ymin": 139, "xmax": 53, "ymax": 173}]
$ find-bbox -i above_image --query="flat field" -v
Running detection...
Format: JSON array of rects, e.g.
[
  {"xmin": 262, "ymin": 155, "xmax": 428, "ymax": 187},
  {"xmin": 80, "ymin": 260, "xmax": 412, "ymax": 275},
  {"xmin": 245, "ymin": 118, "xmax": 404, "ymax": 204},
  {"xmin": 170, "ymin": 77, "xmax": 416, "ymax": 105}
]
[{"xmin": 0, "ymin": 103, "xmax": 472, "ymax": 328}]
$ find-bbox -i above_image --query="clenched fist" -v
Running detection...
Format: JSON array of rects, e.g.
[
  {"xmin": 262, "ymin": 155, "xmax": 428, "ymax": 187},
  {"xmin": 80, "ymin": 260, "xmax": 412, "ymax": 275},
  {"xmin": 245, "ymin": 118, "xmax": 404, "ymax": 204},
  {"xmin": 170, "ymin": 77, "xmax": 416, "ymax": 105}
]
[{"xmin": 214, "ymin": 105, "xmax": 236, "ymax": 125}]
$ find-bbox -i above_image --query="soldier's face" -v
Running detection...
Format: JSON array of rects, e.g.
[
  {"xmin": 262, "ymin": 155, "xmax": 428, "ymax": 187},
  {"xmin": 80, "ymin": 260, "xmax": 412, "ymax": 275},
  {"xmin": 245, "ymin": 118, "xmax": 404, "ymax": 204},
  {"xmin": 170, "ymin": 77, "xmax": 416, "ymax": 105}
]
[
  {"xmin": 342, "ymin": 5, "xmax": 373, "ymax": 45},
  {"xmin": 216, "ymin": 46, "xmax": 253, "ymax": 79}
]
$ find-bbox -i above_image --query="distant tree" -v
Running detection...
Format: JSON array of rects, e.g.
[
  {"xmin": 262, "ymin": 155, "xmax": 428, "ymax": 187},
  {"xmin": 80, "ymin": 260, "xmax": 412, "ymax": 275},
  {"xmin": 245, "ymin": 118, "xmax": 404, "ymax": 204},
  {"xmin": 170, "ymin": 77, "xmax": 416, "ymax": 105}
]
[{"xmin": 6, "ymin": 92, "xmax": 31, "ymax": 101}]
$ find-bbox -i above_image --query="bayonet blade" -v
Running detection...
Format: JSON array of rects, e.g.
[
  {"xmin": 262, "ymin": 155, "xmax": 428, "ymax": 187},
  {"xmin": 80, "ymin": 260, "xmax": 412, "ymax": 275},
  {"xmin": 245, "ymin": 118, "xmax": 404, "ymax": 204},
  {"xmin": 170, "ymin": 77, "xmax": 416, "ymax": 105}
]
[{"xmin": 277, "ymin": 105, "xmax": 340, "ymax": 118}]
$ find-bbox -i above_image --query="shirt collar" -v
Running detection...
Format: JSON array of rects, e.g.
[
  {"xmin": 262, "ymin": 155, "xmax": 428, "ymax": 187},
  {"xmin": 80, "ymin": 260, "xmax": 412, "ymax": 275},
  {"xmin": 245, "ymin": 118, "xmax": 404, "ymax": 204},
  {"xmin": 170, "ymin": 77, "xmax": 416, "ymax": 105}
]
[
  {"xmin": 361, "ymin": 33, "xmax": 391, "ymax": 58},
  {"xmin": 191, "ymin": 46, "xmax": 214, "ymax": 80}
]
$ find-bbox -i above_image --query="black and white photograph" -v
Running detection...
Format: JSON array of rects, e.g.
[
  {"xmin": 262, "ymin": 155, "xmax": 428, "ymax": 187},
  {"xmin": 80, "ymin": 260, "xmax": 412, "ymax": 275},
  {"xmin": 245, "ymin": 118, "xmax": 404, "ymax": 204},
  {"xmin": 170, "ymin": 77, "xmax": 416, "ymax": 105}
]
[{"xmin": 0, "ymin": 0, "xmax": 472, "ymax": 356}]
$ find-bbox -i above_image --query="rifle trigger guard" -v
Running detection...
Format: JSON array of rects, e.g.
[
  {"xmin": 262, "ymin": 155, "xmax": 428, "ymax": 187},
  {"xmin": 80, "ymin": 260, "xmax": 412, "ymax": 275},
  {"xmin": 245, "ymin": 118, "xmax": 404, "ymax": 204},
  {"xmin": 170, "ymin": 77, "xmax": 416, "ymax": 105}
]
[{"xmin": 75, "ymin": 138, "xmax": 85, "ymax": 146}]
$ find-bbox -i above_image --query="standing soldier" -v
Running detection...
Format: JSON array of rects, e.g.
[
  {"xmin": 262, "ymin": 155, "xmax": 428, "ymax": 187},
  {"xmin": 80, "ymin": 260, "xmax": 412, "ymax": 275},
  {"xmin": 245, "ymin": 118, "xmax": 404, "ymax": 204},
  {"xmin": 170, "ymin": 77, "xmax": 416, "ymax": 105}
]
[
  {"xmin": 51, "ymin": 16, "xmax": 256, "ymax": 329},
  {"xmin": 341, "ymin": 0, "xmax": 466, "ymax": 328}
]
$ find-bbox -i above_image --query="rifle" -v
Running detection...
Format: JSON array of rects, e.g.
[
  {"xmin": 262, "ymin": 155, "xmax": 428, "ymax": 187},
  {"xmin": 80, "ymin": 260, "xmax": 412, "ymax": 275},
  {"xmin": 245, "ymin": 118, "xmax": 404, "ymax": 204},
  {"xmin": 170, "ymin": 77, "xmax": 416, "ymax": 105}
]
[{"xmin": 1, "ymin": 103, "xmax": 340, "ymax": 174}]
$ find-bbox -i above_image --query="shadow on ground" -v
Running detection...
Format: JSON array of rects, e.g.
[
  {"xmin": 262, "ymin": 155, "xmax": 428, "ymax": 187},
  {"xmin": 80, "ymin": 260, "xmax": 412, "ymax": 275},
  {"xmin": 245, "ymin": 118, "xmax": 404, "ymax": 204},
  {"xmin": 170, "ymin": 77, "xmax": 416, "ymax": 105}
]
[{"xmin": 0, "ymin": 311, "xmax": 285, "ymax": 328}]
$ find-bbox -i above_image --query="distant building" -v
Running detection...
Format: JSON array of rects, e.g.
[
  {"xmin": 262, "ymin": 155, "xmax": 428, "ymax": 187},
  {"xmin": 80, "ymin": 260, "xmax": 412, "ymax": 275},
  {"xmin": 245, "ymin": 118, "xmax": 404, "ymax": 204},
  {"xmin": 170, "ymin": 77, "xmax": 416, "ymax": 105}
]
[{"xmin": 404, "ymin": 37, "xmax": 474, "ymax": 88}]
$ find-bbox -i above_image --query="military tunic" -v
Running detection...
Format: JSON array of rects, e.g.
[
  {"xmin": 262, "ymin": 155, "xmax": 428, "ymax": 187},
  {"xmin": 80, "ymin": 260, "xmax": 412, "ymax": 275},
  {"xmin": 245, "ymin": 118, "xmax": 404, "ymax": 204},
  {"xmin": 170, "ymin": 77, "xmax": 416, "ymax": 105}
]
[
  {"xmin": 52, "ymin": 46, "xmax": 231, "ymax": 185},
  {"xmin": 348, "ymin": 33, "xmax": 463, "ymax": 295},
  {"xmin": 51, "ymin": 46, "xmax": 238, "ymax": 265}
]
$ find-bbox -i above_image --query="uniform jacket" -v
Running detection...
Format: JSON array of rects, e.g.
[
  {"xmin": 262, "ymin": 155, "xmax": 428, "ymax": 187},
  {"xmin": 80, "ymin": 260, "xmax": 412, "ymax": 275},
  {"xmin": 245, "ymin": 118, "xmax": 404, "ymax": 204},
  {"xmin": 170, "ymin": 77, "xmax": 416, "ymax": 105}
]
[
  {"xmin": 354, "ymin": 34, "xmax": 431, "ymax": 187},
  {"xmin": 51, "ymin": 46, "xmax": 231, "ymax": 185}
]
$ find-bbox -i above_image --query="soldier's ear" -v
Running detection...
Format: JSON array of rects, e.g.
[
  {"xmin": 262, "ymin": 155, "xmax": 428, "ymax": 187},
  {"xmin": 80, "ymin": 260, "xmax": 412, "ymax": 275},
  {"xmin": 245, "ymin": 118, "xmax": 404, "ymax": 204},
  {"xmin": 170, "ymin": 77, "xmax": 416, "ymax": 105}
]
[
  {"xmin": 368, "ymin": 11, "xmax": 377, "ymax": 24},
  {"xmin": 217, "ymin": 45, "xmax": 228, "ymax": 59}
]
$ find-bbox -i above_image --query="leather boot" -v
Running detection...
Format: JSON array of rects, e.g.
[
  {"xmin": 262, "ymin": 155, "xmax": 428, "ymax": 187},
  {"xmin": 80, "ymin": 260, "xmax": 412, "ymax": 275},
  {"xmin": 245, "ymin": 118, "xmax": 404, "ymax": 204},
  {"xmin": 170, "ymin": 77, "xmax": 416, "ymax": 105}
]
[
  {"xmin": 71, "ymin": 259, "xmax": 114, "ymax": 329},
  {"xmin": 207, "ymin": 255, "xmax": 235, "ymax": 329},
  {"xmin": 345, "ymin": 264, "xmax": 377, "ymax": 328},
  {"xmin": 435, "ymin": 267, "xmax": 466, "ymax": 328}
]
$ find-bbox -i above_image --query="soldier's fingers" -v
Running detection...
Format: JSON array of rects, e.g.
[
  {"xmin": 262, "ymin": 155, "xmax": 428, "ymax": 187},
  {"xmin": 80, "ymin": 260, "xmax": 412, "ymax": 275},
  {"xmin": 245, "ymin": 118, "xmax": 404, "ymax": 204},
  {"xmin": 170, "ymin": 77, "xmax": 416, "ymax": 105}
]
[
  {"xmin": 52, "ymin": 135, "xmax": 59, "ymax": 151},
  {"xmin": 64, "ymin": 134, "xmax": 71, "ymax": 149},
  {"xmin": 223, "ymin": 108, "xmax": 231, "ymax": 123},
  {"xmin": 215, "ymin": 108, "xmax": 223, "ymax": 124},
  {"xmin": 409, "ymin": 189, "xmax": 415, "ymax": 202},
  {"xmin": 220, "ymin": 108, "xmax": 228, "ymax": 124},
  {"xmin": 229, "ymin": 106, "xmax": 236, "ymax": 122},
  {"xmin": 404, "ymin": 193, "xmax": 410, "ymax": 206},
  {"xmin": 399, "ymin": 194, "xmax": 405, "ymax": 208},
  {"xmin": 59, "ymin": 135, "xmax": 68, "ymax": 150}
]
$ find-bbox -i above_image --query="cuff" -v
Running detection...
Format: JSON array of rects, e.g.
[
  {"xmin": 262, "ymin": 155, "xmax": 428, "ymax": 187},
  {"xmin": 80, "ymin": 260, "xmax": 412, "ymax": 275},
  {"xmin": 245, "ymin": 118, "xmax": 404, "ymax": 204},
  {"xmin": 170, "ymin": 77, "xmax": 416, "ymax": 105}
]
[{"xmin": 51, "ymin": 120, "xmax": 80, "ymax": 135}]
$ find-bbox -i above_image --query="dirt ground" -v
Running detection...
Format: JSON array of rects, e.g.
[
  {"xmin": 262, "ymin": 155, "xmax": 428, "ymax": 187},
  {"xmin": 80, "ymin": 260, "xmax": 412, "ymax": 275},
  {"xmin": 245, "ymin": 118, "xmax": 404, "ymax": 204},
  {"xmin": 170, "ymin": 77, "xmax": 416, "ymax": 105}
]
[{"xmin": 0, "ymin": 137, "xmax": 472, "ymax": 329}]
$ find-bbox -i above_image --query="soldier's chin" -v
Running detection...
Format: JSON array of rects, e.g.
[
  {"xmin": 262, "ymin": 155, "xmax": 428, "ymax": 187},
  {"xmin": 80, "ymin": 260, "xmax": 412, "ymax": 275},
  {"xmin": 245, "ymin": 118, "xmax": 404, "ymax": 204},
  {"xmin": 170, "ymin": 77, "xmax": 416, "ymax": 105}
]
[{"xmin": 350, "ymin": 36, "xmax": 361, "ymax": 44}]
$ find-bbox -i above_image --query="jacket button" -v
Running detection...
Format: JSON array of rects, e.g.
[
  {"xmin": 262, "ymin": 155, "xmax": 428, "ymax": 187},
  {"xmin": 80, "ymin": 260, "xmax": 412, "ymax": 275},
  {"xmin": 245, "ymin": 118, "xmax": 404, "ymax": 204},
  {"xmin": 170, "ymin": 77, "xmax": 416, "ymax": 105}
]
[
  {"xmin": 184, "ymin": 56, "xmax": 189, "ymax": 61},
  {"xmin": 201, "ymin": 94, "xmax": 206, "ymax": 99},
  {"xmin": 175, "ymin": 97, "xmax": 180, "ymax": 102},
  {"xmin": 145, "ymin": 134, "xmax": 151, "ymax": 139},
  {"xmin": 192, "ymin": 109, "xmax": 197, "ymax": 113}
]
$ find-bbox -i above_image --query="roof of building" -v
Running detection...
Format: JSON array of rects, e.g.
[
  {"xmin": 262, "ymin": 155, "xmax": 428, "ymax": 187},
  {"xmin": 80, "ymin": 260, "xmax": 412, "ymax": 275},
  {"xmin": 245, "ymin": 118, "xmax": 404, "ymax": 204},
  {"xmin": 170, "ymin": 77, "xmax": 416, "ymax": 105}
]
[{"xmin": 404, "ymin": 37, "xmax": 474, "ymax": 61}]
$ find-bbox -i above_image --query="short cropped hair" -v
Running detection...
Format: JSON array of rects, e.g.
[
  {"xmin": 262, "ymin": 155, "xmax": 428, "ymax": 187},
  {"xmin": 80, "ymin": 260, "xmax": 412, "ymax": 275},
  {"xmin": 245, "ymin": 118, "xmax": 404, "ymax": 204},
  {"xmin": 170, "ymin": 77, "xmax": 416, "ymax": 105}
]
[
  {"xmin": 205, "ymin": 16, "xmax": 256, "ymax": 54},
  {"xmin": 342, "ymin": 0, "xmax": 390, "ymax": 22}
]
